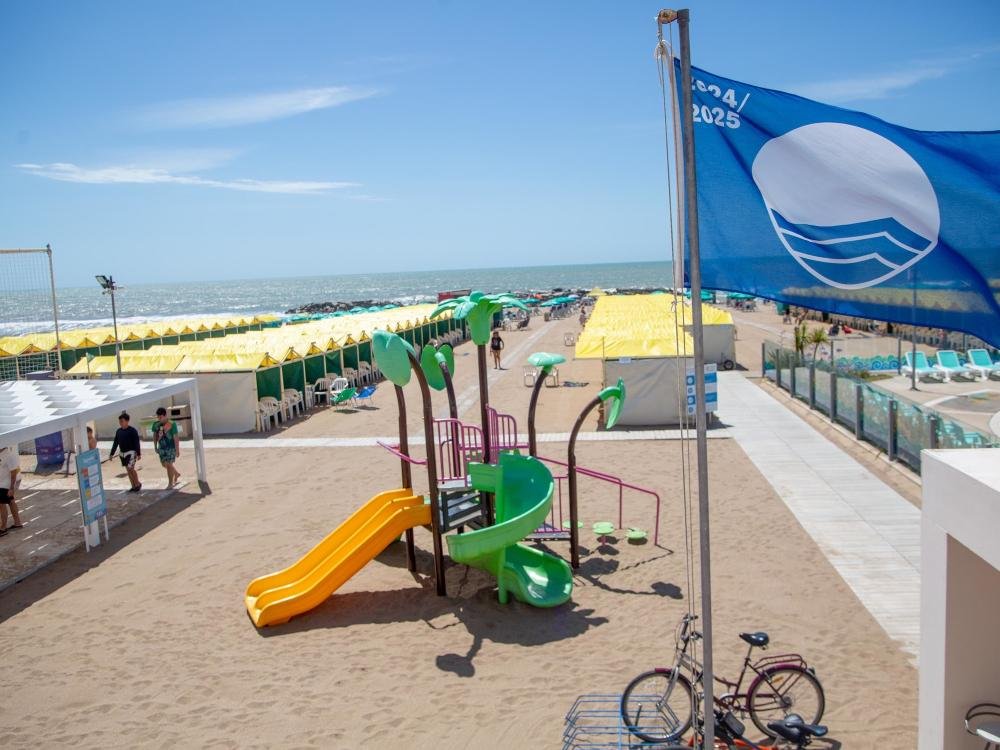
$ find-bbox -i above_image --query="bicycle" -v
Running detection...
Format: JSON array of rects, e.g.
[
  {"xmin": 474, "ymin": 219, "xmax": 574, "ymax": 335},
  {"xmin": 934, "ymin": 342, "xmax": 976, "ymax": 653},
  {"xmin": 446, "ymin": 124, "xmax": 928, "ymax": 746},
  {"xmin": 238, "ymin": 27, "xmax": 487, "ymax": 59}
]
[
  {"xmin": 620, "ymin": 613, "xmax": 825, "ymax": 744},
  {"xmin": 693, "ymin": 709, "xmax": 828, "ymax": 749}
]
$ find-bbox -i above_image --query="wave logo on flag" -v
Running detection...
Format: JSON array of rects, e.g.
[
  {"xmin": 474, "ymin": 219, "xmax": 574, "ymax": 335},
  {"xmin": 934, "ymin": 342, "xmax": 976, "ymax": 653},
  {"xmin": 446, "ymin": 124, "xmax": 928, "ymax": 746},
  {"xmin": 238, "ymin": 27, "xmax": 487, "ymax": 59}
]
[{"xmin": 751, "ymin": 122, "xmax": 940, "ymax": 290}]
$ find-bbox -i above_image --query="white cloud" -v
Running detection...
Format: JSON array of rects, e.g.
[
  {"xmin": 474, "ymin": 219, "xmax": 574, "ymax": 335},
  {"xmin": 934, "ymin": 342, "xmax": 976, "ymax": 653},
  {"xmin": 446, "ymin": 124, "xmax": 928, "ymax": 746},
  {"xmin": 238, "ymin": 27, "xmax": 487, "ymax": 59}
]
[
  {"xmin": 16, "ymin": 162, "xmax": 355, "ymax": 195},
  {"xmin": 794, "ymin": 67, "xmax": 949, "ymax": 103},
  {"xmin": 794, "ymin": 46, "xmax": 1000, "ymax": 104},
  {"xmin": 135, "ymin": 85, "xmax": 379, "ymax": 129}
]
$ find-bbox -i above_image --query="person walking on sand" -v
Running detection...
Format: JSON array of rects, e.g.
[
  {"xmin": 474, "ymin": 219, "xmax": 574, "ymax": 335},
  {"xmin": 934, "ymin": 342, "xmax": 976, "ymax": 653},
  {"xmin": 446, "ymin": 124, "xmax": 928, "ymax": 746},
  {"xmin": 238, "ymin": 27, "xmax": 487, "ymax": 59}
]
[
  {"xmin": 152, "ymin": 407, "xmax": 181, "ymax": 487},
  {"xmin": 490, "ymin": 329, "xmax": 505, "ymax": 369},
  {"xmin": 109, "ymin": 411, "xmax": 142, "ymax": 493},
  {"xmin": 0, "ymin": 445, "xmax": 23, "ymax": 535}
]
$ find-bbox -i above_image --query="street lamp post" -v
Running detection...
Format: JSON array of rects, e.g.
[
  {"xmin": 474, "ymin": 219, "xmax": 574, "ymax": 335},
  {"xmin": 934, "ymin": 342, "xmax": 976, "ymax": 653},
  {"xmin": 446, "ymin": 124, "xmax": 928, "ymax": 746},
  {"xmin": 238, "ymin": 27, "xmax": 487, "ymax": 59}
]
[{"xmin": 95, "ymin": 275, "xmax": 122, "ymax": 378}]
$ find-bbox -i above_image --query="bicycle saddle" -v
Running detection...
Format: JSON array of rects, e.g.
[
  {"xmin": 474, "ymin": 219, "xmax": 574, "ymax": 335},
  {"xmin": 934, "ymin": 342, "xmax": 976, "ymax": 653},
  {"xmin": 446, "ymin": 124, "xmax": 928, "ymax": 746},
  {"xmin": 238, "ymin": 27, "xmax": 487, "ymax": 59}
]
[
  {"xmin": 767, "ymin": 714, "xmax": 828, "ymax": 742},
  {"xmin": 738, "ymin": 631, "xmax": 769, "ymax": 648}
]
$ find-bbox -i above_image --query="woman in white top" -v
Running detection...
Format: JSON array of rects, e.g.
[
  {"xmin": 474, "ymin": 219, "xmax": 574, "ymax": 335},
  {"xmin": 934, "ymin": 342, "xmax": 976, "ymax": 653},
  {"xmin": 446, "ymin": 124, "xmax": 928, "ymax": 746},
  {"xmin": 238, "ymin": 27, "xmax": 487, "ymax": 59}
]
[{"xmin": 0, "ymin": 445, "xmax": 23, "ymax": 535}]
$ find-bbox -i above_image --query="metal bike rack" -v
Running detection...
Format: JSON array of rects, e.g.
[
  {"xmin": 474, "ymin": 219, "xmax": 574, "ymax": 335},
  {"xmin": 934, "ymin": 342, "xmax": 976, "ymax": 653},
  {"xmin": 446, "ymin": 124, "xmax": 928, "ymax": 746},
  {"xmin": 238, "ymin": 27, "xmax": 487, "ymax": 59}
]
[{"xmin": 563, "ymin": 694, "xmax": 688, "ymax": 749}]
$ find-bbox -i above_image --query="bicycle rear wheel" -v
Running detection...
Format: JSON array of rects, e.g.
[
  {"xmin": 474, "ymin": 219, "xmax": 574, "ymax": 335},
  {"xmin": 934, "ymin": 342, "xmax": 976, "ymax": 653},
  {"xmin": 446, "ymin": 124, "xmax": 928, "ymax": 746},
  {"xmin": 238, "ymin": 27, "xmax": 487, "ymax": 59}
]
[
  {"xmin": 620, "ymin": 668, "xmax": 694, "ymax": 743},
  {"xmin": 746, "ymin": 665, "xmax": 825, "ymax": 738}
]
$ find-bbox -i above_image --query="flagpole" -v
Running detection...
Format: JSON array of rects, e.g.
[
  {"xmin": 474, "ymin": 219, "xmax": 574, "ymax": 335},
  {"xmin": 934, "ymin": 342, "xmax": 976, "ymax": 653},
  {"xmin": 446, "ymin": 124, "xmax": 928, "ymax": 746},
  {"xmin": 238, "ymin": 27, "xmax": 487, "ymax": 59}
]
[
  {"xmin": 663, "ymin": 7, "xmax": 715, "ymax": 745},
  {"xmin": 910, "ymin": 268, "xmax": 918, "ymax": 391}
]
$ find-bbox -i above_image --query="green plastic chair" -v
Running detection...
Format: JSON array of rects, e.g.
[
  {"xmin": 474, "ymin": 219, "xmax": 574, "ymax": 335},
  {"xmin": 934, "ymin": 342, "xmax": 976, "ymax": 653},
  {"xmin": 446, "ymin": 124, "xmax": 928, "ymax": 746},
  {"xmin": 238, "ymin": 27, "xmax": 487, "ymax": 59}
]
[{"xmin": 332, "ymin": 387, "xmax": 357, "ymax": 409}]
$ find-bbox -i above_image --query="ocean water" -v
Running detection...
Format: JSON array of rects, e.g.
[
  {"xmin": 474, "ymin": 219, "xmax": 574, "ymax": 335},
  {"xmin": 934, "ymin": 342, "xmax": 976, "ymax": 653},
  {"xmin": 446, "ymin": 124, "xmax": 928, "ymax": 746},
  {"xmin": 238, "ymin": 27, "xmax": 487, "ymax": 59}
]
[{"xmin": 0, "ymin": 260, "xmax": 672, "ymax": 335}]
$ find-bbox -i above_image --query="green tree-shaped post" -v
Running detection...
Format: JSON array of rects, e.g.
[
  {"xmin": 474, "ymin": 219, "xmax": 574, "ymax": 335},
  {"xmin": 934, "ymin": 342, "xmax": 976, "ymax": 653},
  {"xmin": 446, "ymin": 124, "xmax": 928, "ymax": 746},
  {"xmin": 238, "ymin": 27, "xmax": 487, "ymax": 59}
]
[
  {"xmin": 372, "ymin": 330, "xmax": 447, "ymax": 594},
  {"xmin": 525, "ymin": 351, "xmax": 566, "ymax": 456},
  {"xmin": 566, "ymin": 378, "xmax": 626, "ymax": 568},
  {"xmin": 430, "ymin": 292, "xmax": 527, "ymax": 466}
]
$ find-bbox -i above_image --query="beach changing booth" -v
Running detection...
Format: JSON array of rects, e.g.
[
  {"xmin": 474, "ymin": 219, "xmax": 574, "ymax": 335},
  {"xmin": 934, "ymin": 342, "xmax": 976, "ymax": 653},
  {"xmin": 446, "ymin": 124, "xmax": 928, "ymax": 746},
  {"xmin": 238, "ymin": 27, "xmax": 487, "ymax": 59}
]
[
  {"xmin": 53, "ymin": 304, "xmax": 451, "ymax": 433},
  {"xmin": 575, "ymin": 294, "xmax": 726, "ymax": 426}
]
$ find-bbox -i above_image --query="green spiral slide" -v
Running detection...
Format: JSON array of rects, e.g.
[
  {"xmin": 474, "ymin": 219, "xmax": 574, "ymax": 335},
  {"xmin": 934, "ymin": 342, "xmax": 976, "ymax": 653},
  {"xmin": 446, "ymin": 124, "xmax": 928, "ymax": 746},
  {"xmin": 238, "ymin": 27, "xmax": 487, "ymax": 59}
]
[{"xmin": 446, "ymin": 452, "xmax": 573, "ymax": 607}]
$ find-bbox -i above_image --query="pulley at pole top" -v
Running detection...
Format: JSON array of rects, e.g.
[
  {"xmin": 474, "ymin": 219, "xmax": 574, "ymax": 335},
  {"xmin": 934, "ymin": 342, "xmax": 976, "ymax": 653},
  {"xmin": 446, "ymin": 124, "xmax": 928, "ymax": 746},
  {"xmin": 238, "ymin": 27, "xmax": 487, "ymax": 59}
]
[{"xmin": 657, "ymin": 9, "xmax": 679, "ymax": 26}]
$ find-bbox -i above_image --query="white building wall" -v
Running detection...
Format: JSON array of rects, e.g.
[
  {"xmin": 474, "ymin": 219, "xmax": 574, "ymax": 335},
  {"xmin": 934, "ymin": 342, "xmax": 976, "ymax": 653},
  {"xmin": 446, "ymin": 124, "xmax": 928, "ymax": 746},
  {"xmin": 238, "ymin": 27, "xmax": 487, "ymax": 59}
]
[{"xmin": 919, "ymin": 450, "xmax": 1000, "ymax": 749}]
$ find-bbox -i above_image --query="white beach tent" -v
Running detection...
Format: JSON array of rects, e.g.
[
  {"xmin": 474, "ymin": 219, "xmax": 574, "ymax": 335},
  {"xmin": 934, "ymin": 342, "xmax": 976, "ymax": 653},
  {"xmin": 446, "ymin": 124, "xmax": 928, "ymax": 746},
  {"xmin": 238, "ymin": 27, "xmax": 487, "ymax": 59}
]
[{"xmin": 0, "ymin": 377, "xmax": 207, "ymax": 548}]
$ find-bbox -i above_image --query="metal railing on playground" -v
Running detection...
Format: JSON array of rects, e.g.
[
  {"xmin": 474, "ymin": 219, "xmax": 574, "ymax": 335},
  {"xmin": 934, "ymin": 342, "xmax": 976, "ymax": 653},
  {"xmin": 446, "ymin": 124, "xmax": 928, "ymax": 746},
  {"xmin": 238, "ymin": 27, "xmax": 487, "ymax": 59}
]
[
  {"xmin": 536, "ymin": 455, "xmax": 661, "ymax": 546},
  {"xmin": 378, "ymin": 409, "xmax": 661, "ymax": 543},
  {"xmin": 761, "ymin": 342, "xmax": 1000, "ymax": 473}
]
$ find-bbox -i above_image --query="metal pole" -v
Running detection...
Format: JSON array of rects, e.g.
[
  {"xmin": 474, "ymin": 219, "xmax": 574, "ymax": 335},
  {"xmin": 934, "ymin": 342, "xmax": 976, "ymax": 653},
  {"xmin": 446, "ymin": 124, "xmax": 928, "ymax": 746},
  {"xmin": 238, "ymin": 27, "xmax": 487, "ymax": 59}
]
[
  {"xmin": 674, "ymin": 8, "xmax": 715, "ymax": 743},
  {"xmin": 910, "ymin": 269, "xmax": 918, "ymax": 391},
  {"xmin": 476, "ymin": 343, "xmax": 494, "ymax": 525},
  {"xmin": 46, "ymin": 245, "xmax": 63, "ymax": 374},
  {"xmin": 527, "ymin": 369, "xmax": 548, "ymax": 456},
  {"xmin": 408, "ymin": 350, "xmax": 445, "ymax": 595},
  {"xmin": 109, "ymin": 279, "xmax": 122, "ymax": 378},
  {"xmin": 568, "ymin": 394, "xmax": 603, "ymax": 570},
  {"xmin": 394, "ymin": 384, "xmax": 417, "ymax": 573}
]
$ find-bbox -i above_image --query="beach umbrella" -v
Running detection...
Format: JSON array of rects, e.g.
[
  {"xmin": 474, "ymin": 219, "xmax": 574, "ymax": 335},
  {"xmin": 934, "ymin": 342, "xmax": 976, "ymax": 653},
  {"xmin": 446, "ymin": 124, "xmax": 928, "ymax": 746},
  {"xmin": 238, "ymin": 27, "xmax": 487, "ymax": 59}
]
[
  {"xmin": 349, "ymin": 306, "xmax": 364, "ymax": 313},
  {"xmin": 367, "ymin": 305, "xmax": 381, "ymax": 312}
]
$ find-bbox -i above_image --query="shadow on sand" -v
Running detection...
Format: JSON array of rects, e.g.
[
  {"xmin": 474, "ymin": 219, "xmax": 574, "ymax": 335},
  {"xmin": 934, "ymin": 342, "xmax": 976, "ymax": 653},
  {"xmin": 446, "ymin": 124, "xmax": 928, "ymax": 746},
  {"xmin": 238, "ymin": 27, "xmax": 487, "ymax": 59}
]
[
  {"xmin": 257, "ymin": 542, "xmax": 611, "ymax": 677},
  {"xmin": 0, "ymin": 486, "xmax": 208, "ymax": 624}
]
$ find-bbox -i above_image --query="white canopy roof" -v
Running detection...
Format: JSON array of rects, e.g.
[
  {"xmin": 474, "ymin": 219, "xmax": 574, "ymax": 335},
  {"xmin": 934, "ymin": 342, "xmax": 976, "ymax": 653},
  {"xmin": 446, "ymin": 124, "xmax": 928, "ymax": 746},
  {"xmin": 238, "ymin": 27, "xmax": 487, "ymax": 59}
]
[{"xmin": 0, "ymin": 378, "xmax": 199, "ymax": 446}]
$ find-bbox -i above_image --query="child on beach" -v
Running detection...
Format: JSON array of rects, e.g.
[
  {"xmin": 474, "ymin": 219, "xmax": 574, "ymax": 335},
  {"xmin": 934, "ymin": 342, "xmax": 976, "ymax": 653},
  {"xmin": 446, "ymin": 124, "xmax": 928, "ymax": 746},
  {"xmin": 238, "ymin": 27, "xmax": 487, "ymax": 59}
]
[
  {"xmin": 152, "ymin": 407, "xmax": 181, "ymax": 487},
  {"xmin": 0, "ymin": 445, "xmax": 23, "ymax": 535},
  {"xmin": 109, "ymin": 412, "xmax": 142, "ymax": 493},
  {"xmin": 490, "ymin": 329, "xmax": 505, "ymax": 369}
]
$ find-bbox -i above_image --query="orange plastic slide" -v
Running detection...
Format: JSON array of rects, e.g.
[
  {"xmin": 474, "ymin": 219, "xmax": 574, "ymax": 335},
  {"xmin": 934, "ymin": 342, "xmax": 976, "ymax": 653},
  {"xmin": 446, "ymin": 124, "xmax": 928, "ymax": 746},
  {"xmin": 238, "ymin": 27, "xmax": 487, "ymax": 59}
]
[{"xmin": 245, "ymin": 488, "xmax": 429, "ymax": 627}]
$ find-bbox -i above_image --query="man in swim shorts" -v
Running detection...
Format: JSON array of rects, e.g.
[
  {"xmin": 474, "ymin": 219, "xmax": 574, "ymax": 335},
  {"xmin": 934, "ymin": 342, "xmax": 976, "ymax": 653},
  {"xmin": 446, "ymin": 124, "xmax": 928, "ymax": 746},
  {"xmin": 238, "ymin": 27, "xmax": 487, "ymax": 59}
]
[{"xmin": 109, "ymin": 411, "xmax": 142, "ymax": 492}]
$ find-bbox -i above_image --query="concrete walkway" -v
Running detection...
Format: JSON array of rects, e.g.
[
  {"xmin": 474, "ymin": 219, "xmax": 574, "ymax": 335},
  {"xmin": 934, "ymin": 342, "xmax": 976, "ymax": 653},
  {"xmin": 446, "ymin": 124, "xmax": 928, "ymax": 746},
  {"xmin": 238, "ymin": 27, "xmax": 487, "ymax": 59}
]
[
  {"xmin": 717, "ymin": 372, "xmax": 921, "ymax": 661},
  {"xmin": 152, "ymin": 428, "xmax": 732, "ymax": 450}
]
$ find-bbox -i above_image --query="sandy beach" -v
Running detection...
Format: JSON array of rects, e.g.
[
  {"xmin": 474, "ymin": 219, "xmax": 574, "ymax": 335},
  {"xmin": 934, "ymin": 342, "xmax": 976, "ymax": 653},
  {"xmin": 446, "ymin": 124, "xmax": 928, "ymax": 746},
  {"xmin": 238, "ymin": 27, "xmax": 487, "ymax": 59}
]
[{"xmin": 0, "ymin": 314, "xmax": 917, "ymax": 748}]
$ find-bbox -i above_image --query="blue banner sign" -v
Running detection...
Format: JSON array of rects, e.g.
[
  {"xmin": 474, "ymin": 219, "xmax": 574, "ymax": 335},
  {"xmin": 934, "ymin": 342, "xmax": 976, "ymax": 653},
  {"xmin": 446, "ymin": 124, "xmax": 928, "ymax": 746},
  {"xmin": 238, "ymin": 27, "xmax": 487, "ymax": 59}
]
[{"xmin": 76, "ymin": 448, "xmax": 107, "ymax": 526}]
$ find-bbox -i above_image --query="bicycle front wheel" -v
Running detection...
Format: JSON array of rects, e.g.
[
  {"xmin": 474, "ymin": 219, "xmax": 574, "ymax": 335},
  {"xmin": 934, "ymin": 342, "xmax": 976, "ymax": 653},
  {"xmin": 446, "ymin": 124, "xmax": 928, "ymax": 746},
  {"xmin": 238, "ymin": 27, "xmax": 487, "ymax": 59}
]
[
  {"xmin": 747, "ymin": 665, "xmax": 825, "ymax": 738},
  {"xmin": 620, "ymin": 668, "xmax": 694, "ymax": 743}
]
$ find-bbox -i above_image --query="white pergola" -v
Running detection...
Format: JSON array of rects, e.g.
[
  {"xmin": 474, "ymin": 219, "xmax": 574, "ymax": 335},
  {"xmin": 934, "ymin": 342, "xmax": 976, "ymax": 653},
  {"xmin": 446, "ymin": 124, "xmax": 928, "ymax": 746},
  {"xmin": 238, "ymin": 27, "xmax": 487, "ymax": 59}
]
[{"xmin": 0, "ymin": 378, "xmax": 206, "ymax": 547}]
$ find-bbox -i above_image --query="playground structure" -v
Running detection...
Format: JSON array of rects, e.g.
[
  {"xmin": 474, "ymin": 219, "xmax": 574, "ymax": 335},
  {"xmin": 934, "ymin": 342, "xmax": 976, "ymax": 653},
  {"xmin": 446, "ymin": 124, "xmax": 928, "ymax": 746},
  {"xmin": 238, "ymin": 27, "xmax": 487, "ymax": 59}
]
[{"xmin": 245, "ymin": 292, "xmax": 655, "ymax": 627}]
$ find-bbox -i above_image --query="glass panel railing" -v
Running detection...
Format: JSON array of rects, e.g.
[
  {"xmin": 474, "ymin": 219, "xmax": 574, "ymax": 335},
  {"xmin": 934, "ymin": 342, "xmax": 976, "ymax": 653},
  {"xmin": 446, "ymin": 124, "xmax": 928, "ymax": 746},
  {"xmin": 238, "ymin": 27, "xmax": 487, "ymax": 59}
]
[
  {"xmin": 861, "ymin": 385, "xmax": 890, "ymax": 450},
  {"xmin": 835, "ymin": 377, "xmax": 856, "ymax": 429},
  {"xmin": 896, "ymin": 401, "xmax": 930, "ymax": 471},
  {"xmin": 814, "ymin": 369, "xmax": 832, "ymax": 414},
  {"xmin": 762, "ymin": 340, "xmax": 998, "ymax": 473},
  {"xmin": 793, "ymin": 367, "xmax": 810, "ymax": 401}
]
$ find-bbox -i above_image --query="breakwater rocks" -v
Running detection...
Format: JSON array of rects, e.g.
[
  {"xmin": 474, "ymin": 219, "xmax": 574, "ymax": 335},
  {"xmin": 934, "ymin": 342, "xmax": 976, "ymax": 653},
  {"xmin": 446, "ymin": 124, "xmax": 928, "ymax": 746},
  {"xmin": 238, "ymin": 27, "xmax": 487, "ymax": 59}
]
[
  {"xmin": 285, "ymin": 300, "xmax": 397, "ymax": 314},
  {"xmin": 284, "ymin": 287, "xmax": 673, "ymax": 315}
]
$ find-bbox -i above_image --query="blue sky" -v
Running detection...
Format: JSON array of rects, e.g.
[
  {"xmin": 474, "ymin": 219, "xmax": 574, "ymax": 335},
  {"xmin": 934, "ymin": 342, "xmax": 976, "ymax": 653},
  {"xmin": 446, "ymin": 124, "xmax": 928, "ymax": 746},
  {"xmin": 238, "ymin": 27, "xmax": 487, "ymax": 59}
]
[{"xmin": 1, "ymin": 0, "xmax": 998, "ymax": 286}]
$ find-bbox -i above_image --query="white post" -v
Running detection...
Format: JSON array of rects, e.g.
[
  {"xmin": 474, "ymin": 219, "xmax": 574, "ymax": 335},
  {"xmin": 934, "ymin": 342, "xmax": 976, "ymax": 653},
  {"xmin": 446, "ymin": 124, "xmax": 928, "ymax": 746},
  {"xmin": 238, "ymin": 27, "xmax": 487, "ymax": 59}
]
[
  {"xmin": 188, "ymin": 382, "xmax": 207, "ymax": 483},
  {"xmin": 73, "ymin": 420, "xmax": 101, "ymax": 549}
]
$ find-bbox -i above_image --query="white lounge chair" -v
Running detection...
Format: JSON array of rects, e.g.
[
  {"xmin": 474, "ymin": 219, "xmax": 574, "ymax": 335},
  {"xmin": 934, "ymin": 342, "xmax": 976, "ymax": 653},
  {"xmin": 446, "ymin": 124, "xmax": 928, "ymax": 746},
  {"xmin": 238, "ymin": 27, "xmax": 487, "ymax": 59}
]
[
  {"xmin": 330, "ymin": 377, "xmax": 349, "ymax": 397},
  {"xmin": 901, "ymin": 351, "xmax": 945, "ymax": 382},
  {"xmin": 281, "ymin": 388, "xmax": 304, "ymax": 419},
  {"xmin": 257, "ymin": 397, "xmax": 282, "ymax": 431},
  {"xmin": 934, "ymin": 350, "xmax": 975, "ymax": 382},
  {"xmin": 358, "ymin": 361, "xmax": 373, "ymax": 386},
  {"xmin": 312, "ymin": 377, "xmax": 332, "ymax": 405},
  {"xmin": 966, "ymin": 349, "xmax": 1000, "ymax": 381},
  {"xmin": 341, "ymin": 367, "xmax": 359, "ymax": 387}
]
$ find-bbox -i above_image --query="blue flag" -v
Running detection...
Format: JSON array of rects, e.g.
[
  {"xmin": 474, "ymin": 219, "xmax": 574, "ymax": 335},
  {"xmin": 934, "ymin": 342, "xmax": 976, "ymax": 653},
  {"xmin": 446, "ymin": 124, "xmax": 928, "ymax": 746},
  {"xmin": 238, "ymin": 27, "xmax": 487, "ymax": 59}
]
[{"xmin": 679, "ymin": 62, "xmax": 1000, "ymax": 346}]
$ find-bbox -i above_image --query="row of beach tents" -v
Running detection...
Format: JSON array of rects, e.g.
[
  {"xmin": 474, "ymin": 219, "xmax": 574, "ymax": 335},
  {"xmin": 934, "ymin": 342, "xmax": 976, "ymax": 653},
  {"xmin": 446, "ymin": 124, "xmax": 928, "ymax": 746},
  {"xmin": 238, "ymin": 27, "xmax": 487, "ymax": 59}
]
[
  {"xmin": 0, "ymin": 314, "xmax": 282, "ymax": 380},
  {"xmin": 55, "ymin": 305, "xmax": 461, "ymax": 434}
]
